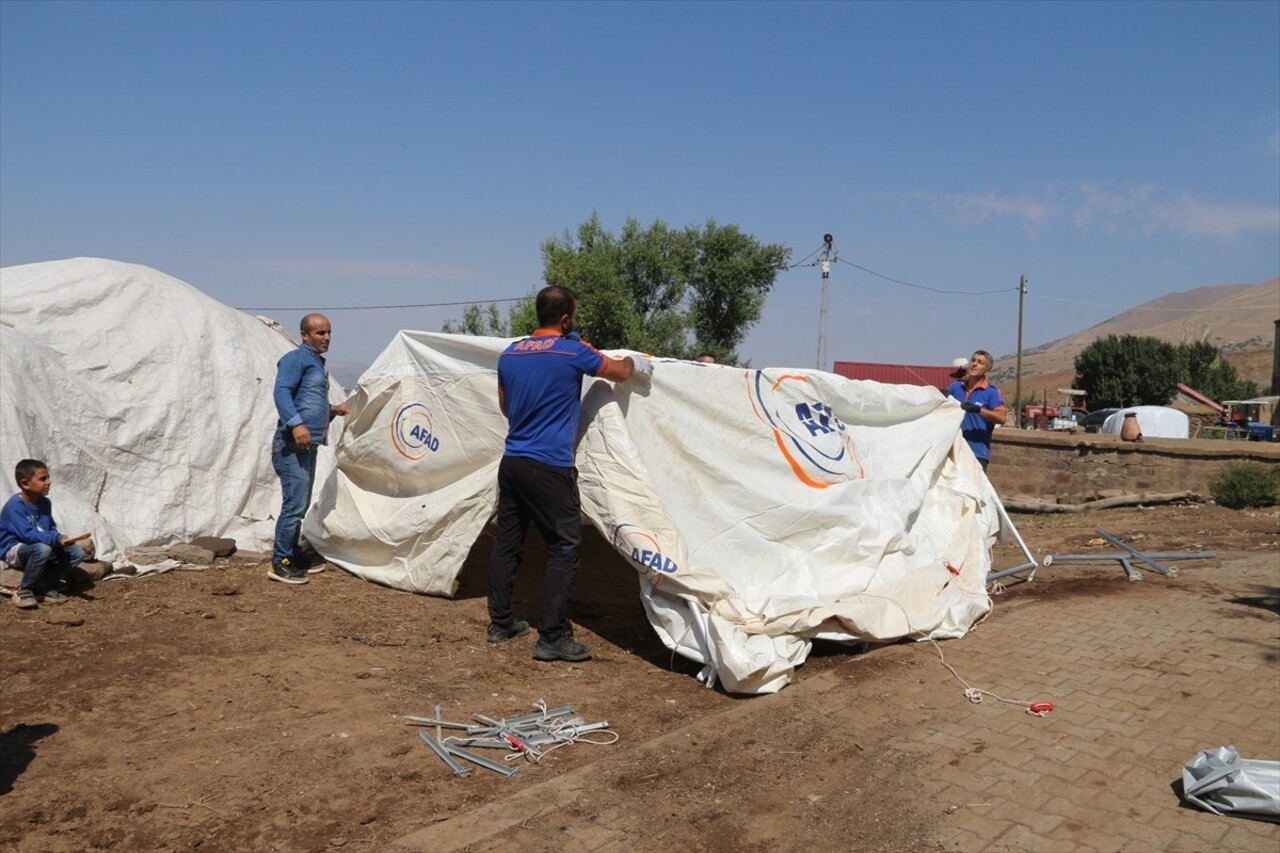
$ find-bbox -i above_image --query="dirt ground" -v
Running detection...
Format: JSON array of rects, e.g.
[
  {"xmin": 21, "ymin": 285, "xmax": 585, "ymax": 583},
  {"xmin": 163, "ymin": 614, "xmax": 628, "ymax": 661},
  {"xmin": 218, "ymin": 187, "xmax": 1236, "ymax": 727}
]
[{"xmin": 2, "ymin": 501, "xmax": 1277, "ymax": 852}]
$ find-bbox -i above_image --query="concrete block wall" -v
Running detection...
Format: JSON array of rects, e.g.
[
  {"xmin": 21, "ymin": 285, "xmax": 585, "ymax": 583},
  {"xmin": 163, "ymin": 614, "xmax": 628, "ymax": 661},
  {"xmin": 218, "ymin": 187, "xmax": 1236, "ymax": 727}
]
[{"xmin": 987, "ymin": 430, "xmax": 1280, "ymax": 502}]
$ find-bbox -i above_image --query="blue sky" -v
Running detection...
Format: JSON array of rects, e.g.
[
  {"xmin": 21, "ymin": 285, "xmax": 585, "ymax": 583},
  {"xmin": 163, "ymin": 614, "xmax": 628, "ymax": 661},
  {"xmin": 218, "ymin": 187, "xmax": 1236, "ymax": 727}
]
[{"xmin": 2, "ymin": 0, "xmax": 1277, "ymax": 378}]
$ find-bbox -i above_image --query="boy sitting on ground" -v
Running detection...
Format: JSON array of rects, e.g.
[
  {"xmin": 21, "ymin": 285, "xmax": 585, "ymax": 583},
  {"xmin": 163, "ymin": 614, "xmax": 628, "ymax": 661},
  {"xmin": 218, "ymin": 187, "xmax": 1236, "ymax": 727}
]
[{"xmin": 0, "ymin": 459, "xmax": 86, "ymax": 609}]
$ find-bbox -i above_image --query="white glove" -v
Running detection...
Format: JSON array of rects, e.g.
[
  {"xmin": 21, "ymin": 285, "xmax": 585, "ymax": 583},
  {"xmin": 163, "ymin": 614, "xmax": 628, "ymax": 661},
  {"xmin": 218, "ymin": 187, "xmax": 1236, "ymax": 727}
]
[
  {"xmin": 613, "ymin": 350, "xmax": 653, "ymax": 380},
  {"xmin": 629, "ymin": 354, "xmax": 654, "ymax": 380}
]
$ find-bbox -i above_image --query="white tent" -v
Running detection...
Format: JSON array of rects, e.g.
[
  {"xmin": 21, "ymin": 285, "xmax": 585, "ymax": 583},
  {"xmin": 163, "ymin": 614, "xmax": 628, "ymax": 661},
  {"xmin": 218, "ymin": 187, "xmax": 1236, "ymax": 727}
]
[
  {"xmin": 1101, "ymin": 406, "xmax": 1190, "ymax": 439},
  {"xmin": 306, "ymin": 331, "xmax": 1002, "ymax": 694},
  {"xmin": 0, "ymin": 258, "xmax": 345, "ymax": 561}
]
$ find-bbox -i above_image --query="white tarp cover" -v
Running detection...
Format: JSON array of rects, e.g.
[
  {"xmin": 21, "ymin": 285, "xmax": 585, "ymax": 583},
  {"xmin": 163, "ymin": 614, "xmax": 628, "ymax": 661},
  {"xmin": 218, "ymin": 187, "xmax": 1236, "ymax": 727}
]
[
  {"xmin": 0, "ymin": 258, "xmax": 344, "ymax": 561},
  {"xmin": 1101, "ymin": 406, "xmax": 1191, "ymax": 439},
  {"xmin": 307, "ymin": 331, "xmax": 1001, "ymax": 694},
  {"xmin": 1181, "ymin": 745, "xmax": 1280, "ymax": 820}
]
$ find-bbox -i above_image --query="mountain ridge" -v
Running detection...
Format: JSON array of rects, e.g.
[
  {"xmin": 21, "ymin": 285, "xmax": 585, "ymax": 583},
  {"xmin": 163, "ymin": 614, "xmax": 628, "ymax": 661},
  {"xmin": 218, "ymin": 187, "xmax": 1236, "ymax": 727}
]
[{"xmin": 991, "ymin": 277, "xmax": 1278, "ymax": 403}]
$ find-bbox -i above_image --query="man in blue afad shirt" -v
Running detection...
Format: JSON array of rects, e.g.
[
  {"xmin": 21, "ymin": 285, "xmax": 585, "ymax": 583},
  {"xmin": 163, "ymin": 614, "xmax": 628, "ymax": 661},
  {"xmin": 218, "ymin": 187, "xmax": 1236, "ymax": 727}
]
[
  {"xmin": 947, "ymin": 349, "xmax": 1007, "ymax": 472},
  {"xmin": 270, "ymin": 313, "xmax": 348, "ymax": 585},
  {"xmin": 487, "ymin": 286, "xmax": 652, "ymax": 662}
]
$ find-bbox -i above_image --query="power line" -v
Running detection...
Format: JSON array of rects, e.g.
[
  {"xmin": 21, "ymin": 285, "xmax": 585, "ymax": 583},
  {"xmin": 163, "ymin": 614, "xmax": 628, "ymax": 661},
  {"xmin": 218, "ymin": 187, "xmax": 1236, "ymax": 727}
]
[
  {"xmin": 784, "ymin": 253, "xmax": 1017, "ymax": 295},
  {"xmin": 235, "ymin": 296, "xmax": 527, "ymax": 312},
  {"xmin": 829, "ymin": 276, "xmax": 951, "ymax": 387},
  {"xmin": 236, "ymin": 271, "xmax": 1264, "ymax": 315},
  {"xmin": 783, "ymin": 243, "xmax": 826, "ymax": 270},
  {"xmin": 837, "ymin": 258, "xmax": 1018, "ymax": 295}
]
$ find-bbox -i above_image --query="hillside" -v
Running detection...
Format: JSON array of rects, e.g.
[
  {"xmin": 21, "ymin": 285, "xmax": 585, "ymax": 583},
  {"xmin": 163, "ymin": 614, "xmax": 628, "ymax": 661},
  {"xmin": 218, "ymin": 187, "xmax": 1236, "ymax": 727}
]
[{"xmin": 991, "ymin": 277, "xmax": 1278, "ymax": 404}]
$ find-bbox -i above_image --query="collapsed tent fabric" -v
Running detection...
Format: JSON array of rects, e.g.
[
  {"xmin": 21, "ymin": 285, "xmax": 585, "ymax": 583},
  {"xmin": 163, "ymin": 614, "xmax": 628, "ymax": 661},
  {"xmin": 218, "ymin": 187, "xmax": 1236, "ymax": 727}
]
[
  {"xmin": 307, "ymin": 331, "xmax": 1000, "ymax": 694},
  {"xmin": 0, "ymin": 258, "xmax": 344, "ymax": 561}
]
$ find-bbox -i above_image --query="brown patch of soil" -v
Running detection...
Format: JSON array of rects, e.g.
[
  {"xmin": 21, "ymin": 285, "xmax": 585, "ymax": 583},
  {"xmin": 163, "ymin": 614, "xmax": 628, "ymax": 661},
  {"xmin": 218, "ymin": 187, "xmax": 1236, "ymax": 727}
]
[{"xmin": 1, "ymin": 503, "xmax": 1277, "ymax": 851}]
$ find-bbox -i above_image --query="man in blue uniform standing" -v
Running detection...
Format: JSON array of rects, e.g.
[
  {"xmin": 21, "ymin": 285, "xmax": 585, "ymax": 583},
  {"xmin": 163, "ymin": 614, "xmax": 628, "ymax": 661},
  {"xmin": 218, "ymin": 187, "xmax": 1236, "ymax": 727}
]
[
  {"xmin": 270, "ymin": 313, "xmax": 348, "ymax": 585},
  {"xmin": 947, "ymin": 349, "xmax": 1007, "ymax": 472},
  {"xmin": 487, "ymin": 286, "xmax": 652, "ymax": 662}
]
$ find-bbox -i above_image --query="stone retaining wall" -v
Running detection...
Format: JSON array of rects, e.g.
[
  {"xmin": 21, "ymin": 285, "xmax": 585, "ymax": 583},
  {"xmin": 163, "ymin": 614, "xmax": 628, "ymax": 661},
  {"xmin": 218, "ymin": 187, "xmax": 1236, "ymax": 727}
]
[{"xmin": 987, "ymin": 429, "xmax": 1280, "ymax": 502}]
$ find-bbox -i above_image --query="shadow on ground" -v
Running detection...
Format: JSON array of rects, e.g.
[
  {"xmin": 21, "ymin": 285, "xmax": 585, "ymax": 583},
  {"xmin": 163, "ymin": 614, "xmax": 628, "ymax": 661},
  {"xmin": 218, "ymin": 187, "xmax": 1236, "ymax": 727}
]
[
  {"xmin": 1228, "ymin": 585, "xmax": 1280, "ymax": 616},
  {"xmin": 453, "ymin": 524, "xmax": 701, "ymax": 678},
  {"xmin": 0, "ymin": 723, "xmax": 58, "ymax": 796}
]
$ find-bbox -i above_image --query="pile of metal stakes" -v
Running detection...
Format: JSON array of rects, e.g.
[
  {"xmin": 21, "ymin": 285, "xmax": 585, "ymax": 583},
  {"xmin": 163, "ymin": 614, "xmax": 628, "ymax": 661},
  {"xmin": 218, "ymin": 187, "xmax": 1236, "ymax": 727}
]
[
  {"xmin": 1041, "ymin": 528, "xmax": 1216, "ymax": 581},
  {"xmin": 406, "ymin": 704, "xmax": 612, "ymax": 779}
]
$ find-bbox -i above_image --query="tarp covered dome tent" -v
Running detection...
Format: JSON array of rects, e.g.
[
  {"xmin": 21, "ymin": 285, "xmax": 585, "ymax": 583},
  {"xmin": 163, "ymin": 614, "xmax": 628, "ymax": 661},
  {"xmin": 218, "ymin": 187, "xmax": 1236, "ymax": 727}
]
[
  {"xmin": 0, "ymin": 258, "xmax": 345, "ymax": 561},
  {"xmin": 305, "ymin": 331, "xmax": 1003, "ymax": 694},
  {"xmin": 1101, "ymin": 406, "xmax": 1191, "ymax": 439}
]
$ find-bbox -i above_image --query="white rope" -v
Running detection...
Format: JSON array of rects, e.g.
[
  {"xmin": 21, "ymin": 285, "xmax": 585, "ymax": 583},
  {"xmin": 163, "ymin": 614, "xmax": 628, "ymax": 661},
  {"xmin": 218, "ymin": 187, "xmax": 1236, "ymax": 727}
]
[
  {"xmin": 499, "ymin": 723, "xmax": 621, "ymax": 764},
  {"xmin": 923, "ymin": 638, "xmax": 1051, "ymax": 717}
]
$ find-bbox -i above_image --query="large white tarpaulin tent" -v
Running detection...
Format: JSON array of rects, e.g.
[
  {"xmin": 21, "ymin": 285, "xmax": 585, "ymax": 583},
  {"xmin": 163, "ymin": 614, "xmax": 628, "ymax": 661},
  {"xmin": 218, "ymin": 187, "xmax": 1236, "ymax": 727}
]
[
  {"xmin": 1101, "ymin": 406, "xmax": 1191, "ymax": 439},
  {"xmin": 306, "ymin": 331, "xmax": 1002, "ymax": 694},
  {"xmin": 0, "ymin": 258, "xmax": 345, "ymax": 561}
]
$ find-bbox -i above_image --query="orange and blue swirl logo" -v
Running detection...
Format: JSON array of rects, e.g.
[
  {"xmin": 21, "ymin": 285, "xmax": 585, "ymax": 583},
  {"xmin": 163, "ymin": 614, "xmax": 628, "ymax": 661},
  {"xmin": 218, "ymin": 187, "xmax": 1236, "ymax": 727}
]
[
  {"xmin": 611, "ymin": 523, "xmax": 678, "ymax": 584},
  {"xmin": 391, "ymin": 402, "xmax": 441, "ymax": 461},
  {"xmin": 747, "ymin": 371, "xmax": 864, "ymax": 489}
]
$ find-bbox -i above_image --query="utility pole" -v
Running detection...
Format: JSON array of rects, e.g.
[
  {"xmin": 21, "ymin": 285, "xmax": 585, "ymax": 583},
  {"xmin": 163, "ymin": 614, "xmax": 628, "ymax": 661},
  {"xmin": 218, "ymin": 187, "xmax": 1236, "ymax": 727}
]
[
  {"xmin": 1014, "ymin": 274, "xmax": 1027, "ymax": 427},
  {"xmin": 816, "ymin": 233, "xmax": 834, "ymax": 371}
]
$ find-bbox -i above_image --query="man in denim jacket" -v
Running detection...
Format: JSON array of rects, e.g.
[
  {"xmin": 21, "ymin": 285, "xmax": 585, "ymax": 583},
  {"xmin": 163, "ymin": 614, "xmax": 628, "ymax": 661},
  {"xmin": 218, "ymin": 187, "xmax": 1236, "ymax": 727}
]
[{"xmin": 269, "ymin": 313, "xmax": 347, "ymax": 584}]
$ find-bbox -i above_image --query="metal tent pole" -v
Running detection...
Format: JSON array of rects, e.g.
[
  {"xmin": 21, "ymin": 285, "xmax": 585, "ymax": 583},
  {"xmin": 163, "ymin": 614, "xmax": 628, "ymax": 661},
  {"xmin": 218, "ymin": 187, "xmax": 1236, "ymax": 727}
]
[{"xmin": 987, "ymin": 495, "xmax": 1038, "ymax": 582}]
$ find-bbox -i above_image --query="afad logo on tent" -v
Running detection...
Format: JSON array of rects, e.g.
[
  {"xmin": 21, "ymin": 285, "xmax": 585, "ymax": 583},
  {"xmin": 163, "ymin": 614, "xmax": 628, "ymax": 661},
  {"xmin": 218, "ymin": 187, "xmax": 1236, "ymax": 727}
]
[
  {"xmin": 611, "ymin": 523, "xmax": 678, "ymax": 586},
  {"xmin": 747, "ymin": 370, "xmax": 864, "ymax": 489},
  {"xmin": 391, "ymin": 402, "xmax": 442, "ymax": 461}
]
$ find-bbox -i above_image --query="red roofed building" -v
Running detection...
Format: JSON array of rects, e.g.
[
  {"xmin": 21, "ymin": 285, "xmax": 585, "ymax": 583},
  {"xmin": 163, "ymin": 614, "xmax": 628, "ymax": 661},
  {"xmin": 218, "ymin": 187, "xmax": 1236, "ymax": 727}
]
[
  {"xmin": 1172, "ymin": 383, "xmax": 1225, "ymax": 416},
  {"xmin": 832, "ymin": 361, "xmax": 958, "ymax": 391}
]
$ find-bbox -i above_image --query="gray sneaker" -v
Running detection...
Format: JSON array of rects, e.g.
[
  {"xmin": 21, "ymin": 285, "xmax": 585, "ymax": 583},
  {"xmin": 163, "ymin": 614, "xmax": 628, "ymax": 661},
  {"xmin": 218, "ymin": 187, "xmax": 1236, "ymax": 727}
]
[
  {"xmin": 533, "ymin": 635, "xmax": 593, "ymax": 662},
  {"xmin": 13, "ymin": 589, "xmax": 37, "ymax": 609},
  {"xmin": 487, "ymin": 620, "xmax": 530, "ymax": 643},
  {"xmin": 268, "ymin": 564, "xmax": 308, "ymax": 585},
  {"xmin": 41, "ymin": 589, "xmax": 70, "ymax": 604}
]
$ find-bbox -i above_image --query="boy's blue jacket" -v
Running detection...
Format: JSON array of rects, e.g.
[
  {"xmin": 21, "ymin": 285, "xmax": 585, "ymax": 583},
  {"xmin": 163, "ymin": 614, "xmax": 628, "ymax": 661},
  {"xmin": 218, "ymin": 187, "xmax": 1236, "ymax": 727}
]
[
  {"xmin": 273, "ymin": 344, "xmax": 332, "ymax": 444},
  {"xmin": 0, "ymin": 493, "xmax": 62, "ymax": 553}
]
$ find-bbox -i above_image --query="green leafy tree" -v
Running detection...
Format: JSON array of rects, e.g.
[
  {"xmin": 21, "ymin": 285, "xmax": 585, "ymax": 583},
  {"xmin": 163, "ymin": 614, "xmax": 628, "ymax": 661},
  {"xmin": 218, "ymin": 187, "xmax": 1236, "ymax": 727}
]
[
  {"xmin": 685, "ymin": 221, "xmax": 789, "ymax": 360},
  {"xmin": 445, "ymin": 212, "xmax": 790, "ymax": 363},
  {"xmin": 1073, "ymin": 335, "xmax": 1180, "ymax": 408},
  {"xmin": 1172, "ymin": 341, "xmax": 1260, "ymax": 402},
  {"xmin": 441, "ymin": 302, "xmax": 511, "ymax": 336},
  {"xmin": 1073, "ymin": 335, "xmax": 1263, "ymax": 409}
]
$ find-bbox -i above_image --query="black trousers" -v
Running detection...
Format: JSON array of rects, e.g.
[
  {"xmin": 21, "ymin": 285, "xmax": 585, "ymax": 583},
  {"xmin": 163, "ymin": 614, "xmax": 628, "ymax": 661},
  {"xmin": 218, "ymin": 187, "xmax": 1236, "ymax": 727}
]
[{"xmin": 487, "ymin": 455, "xmax": 582, "ymax": 641}]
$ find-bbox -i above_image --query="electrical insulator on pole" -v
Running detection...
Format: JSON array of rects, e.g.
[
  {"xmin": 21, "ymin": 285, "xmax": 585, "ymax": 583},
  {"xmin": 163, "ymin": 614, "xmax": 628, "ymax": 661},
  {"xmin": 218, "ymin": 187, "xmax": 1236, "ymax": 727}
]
[{"xmin": 816, "ymin": 233, "xmax": 835, "ymax": 371}]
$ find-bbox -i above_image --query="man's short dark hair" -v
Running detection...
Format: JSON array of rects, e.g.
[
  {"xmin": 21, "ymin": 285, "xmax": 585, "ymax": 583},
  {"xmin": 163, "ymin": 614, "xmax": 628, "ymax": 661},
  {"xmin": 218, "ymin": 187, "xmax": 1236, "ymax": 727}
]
[
  {"xmin": 974, "ymin": 350, "xmax": 994, "ymax": 369},
  {"xmin": 536, "ymin": 286, "xmax": 578, "ymax": 328},
  {"xmin": 14, "ymin": 458, "xmax": 47, "ymax": 485}
]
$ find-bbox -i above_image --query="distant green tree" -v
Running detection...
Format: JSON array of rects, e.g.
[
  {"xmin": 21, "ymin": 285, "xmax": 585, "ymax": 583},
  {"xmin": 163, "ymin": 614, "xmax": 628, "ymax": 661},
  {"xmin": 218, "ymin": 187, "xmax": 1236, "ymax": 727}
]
[
  {"xmin": 444, "ymin": 212, "xmax": 790, "ymax": 363},
  {"xmin": 441, "ymin": 302, "xmax": 513, "ymax": 336},
  {"xmin": 1073, "ymin": 335, "xmax": 1180, "ymax": 408},
  {"xmin": 1173, "ymin": 341, "xmax": 1260, "ymax": 403}
]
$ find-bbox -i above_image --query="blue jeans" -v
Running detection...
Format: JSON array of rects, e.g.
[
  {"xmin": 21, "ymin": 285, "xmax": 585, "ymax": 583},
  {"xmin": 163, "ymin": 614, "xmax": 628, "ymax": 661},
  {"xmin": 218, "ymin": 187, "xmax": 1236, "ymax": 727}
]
[
  {"xmin": 272, "ymin": 435, "xmax": 318, "ymax": 568},
  {"xmin": 17, "ymin": 542, "xmax": 85, "ymax": 592}
]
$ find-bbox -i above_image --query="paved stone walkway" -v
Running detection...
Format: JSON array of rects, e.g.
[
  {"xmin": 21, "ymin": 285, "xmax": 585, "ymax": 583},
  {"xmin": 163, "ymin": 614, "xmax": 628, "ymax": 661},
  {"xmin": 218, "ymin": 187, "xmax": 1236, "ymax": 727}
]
[
  {"xmin": 907, "ymin": 552, "xmax": 1280, "ymax": 851},
  {"xmin": 398, "ymin": 552, "xmax": 1280, "ymax": 852}
]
